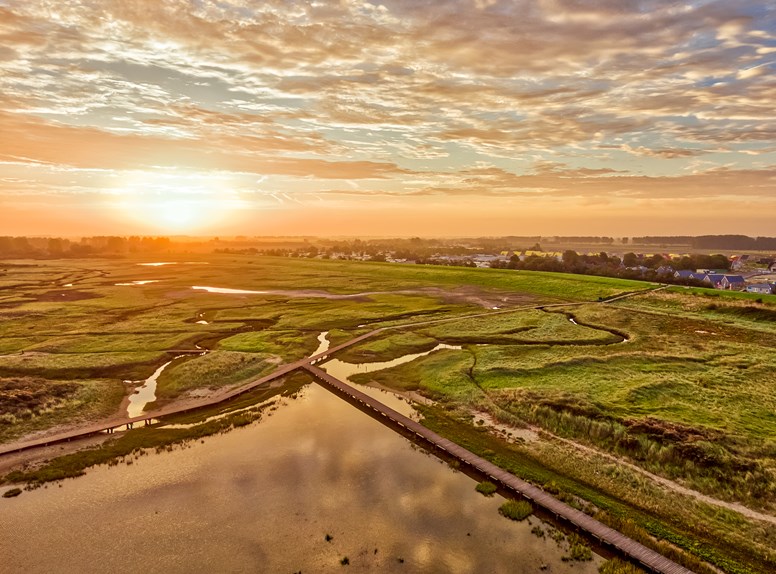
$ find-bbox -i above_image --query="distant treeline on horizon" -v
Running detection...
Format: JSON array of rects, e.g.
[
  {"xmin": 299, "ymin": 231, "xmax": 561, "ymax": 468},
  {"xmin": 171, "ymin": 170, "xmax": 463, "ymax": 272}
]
[
  {"xmin": 1, "ymin": 234, "xmax": 776, "ymax": 259},
  {"xmin": 630, "ymin": 235, "xmax": 776, "ymax": 250}
]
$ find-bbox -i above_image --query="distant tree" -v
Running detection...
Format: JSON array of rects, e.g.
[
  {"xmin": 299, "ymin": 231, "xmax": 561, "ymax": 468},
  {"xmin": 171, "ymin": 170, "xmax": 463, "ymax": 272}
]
[
  {"xmin": 623, "ymin": 252, "xmax": 638, "ymax": 267},
  {"xmin": 105, "ymin": 236, "xmax": 125, "ymax": 253},
  {"xmin": 70, "ymin": 243, "xmax": 94, "ymax": 256},
  {"xmin": 644, "ymin": 254, "xmax": 665, "ymax": 268},
  {"xmin": 562, "ymin": 250, "xmax": 579, "ymax": 265},
  {"xmin": 47, "ymin": 238, "xmax": 63, "ymax": 256},
  {"xmin": 13, "ymin": 237, "xmax": 32, "ymax": 254}
]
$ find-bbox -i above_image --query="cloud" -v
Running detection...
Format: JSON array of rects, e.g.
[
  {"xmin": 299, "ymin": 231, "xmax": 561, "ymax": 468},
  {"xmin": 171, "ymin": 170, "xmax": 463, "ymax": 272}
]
[{"xmin": 0, "ymin": 0, "xmax": 775, "ymax": 233}]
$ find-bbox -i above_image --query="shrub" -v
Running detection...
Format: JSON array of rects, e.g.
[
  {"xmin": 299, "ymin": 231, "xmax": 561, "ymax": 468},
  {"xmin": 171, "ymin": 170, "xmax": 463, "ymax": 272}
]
[
  {"xmin": 599, "ymin": 558, "xmax": 647, "ymax": 574},
  {"xmin": 566, "ymin": 533, "xmax": 593, "ymax": 561},
  {"xmin": 498, "ymin": 499, "xmax": 532, "ymax": 521},
  {"xmin": 475, "ymin": 481, "xmax": 498, "ymax": 496}
]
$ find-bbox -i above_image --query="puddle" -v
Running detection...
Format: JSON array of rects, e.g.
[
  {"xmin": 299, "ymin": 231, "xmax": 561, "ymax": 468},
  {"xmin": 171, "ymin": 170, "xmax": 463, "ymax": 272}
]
[
  {"xmin": 192, "ymin": 286, "xmax": 268, "ymax": 295},
  {"xmin": 115, "ymin": 280, "xmax": 160, "ymax": 286}
]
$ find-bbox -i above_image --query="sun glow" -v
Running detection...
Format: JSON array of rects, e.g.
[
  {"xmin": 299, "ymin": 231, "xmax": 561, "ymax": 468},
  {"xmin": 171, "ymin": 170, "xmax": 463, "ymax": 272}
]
[{"xmin": 110, "ymin": 170, "xmax": 244, "ymax": 233}]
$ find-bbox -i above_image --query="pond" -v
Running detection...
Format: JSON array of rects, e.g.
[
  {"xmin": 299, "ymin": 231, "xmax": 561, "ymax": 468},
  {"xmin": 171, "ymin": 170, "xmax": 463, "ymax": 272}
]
[{"xmin": 1, "ymin": 380, "xmax": 602, "ymax": 573}]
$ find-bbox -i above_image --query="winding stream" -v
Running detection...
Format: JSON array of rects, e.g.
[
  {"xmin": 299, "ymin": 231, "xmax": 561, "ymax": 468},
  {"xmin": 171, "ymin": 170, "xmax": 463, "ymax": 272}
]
[
  {"xmin": 126, "ymin": 359, "xmax": 176, "ymax": 418},
  {"xmin": 316, "ymin": 331, "xmax": 460, "ymax": 417}
]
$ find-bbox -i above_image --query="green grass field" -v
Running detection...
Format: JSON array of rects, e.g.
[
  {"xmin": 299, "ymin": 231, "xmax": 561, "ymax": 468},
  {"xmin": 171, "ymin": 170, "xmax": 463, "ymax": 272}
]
[
  {"xmin": 0, "ymin": 255, "xmax": 650, "ymax": 440},
  {"xmin": 1, "ymin": 254, "xmax": 774, "ymax": 573}
]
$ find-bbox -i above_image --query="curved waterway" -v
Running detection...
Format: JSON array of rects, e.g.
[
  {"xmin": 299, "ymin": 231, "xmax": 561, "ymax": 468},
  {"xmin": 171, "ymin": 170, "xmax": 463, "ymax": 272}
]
[
  {"xmin": 126, "ymin": 352, "xmax": 205, "ymax": 418},
  {"xmin": 316, "ymin": 331, "xmax": 461, "ymax": 418},
  {"xmin": 126, "ymin": 360, "xmax": 174, "ymax": 418},
  {"xmin": 2, "ymin": 385, "xmax": 602, "ymax": 573}
]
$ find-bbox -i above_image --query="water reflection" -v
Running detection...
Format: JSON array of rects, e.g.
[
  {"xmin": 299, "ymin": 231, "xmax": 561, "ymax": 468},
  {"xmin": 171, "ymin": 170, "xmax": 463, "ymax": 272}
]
[
  {"xmin": 319, "ymin": 333, "xmax": 460, "ymax": 417},
  {"xmin": 192, "ymin": 285, "xmax": 268, "ymax": 295},
  {"xmin": 126, "ymin": 358, "xmax": 176, "ymax": 418},
  {"xmin": 0, "ymin": 384, "xmax": 601, "ymax": 573}
]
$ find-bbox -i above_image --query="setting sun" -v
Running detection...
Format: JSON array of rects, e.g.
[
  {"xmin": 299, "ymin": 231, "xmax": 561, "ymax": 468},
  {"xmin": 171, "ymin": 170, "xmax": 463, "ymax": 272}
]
[
  {"xmin": 110, "ymin": 170, "xmax": 242, "ymax": 233},
  {"xmin": 0, "ymin": 1, "xmax": 773, "ymax": 236}
]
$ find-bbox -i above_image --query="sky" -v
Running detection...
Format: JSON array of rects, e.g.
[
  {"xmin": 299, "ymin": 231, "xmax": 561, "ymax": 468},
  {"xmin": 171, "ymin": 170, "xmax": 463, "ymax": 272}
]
[{"xmin": 0, "ymin": 0, "xmax": 774, "ymax": 237}]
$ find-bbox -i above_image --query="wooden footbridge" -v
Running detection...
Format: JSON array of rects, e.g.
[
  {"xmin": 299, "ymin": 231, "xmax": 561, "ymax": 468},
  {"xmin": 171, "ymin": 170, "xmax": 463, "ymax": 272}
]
[
  {"xmin": 0, "ymin": 330, "xmax": 381, "ymax": 457},
  {"xmin": 303, "ymin": 363, "xmax": 696, "ymax": 574}
]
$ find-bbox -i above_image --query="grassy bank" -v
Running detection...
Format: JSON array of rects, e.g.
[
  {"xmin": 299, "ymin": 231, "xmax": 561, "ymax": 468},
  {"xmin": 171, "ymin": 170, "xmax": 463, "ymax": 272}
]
[
  {"xmin": 419, "ymin": 406, "xmax": 774, "ymax": 574},
  {"xmin": 2, "ymin": 373, "xmax": 312, "ymax": 486}
]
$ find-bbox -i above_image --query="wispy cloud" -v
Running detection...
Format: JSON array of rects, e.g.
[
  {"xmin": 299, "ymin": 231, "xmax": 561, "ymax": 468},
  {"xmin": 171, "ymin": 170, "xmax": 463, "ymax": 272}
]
[{"xmin": 0, "ymin": 1, "xmax": 774, "ymax": 234}]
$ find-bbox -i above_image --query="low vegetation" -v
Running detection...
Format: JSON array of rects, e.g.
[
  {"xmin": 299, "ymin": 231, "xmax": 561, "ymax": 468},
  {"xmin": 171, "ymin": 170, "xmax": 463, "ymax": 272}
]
[
  {"xmin": 598, "ymin": 558, "xmax": 647, "ymax": 574},
  {"xmin": 153, "ymin": 350, "xmax": 279, "ymax": 401},
  {"xmin": 475, "ymin": 480, "xmax": 498, "ymax": 496},
  {"xmin": 1, "ymin": 255, "xmax": 774, "ymax": 574},
  {"xmin": 2, "ymin": 374, "xmax": 310, "ymax": 486},
  {"xmin": 564, "ymin": 533, "xmax": 593, "ymax": 561},
  {"xmin": 498, "ymin": 499, "xmax": 532, "ymax": 521}
]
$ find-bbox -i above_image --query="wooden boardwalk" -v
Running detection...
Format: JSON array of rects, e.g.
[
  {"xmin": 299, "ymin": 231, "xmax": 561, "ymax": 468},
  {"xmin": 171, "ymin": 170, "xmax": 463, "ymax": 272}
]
[
  {"xmin": 304, "ymin": 363, "xmax": 696, "ymax": 574},
  {"xmin": 0, "ymin": 330, "xmax": 382, "ymax": 457}
]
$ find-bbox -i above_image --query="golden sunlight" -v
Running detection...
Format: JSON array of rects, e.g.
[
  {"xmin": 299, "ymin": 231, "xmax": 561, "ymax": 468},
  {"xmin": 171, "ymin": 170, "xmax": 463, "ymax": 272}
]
[{"xmin": 110, "ymin": 170, "xmax": 241, "ymax": 233}]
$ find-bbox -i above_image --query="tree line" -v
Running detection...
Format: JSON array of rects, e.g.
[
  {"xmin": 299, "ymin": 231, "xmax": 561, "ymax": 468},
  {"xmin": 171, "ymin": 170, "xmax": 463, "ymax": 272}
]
[
  {"xmin": 490, "ymin": 250, "xmax": 730, "ymax": 285},
  {"xmin": 631, "ymin": 235, "xmax": 776, "ymax": 250},
  {"xmin": 0, "ymin": 236, "xmax": 172, "ymax": 257}
]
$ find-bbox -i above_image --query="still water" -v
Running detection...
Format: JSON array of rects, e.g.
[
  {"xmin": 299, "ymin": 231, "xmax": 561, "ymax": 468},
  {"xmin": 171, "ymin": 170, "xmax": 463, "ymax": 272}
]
[{"xmin": 1, "ymin": 384, "xmax": 602, "ymax": 573}]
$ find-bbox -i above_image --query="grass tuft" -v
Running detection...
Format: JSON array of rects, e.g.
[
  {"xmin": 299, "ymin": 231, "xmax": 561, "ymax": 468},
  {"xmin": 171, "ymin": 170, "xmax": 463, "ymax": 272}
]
[
  {"xmin": 475, "ymin": 480, "xmax": 498, "ymax": 496},
  {"xmin": 498, "ymin": 499, "xmax": 532, "ymax": 521}
]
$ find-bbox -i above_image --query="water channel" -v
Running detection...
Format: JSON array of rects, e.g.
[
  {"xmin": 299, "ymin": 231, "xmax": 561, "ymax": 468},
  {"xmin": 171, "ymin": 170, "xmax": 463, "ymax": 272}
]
[
  {"xmin": 125, "ymin": 359, "xmax": 174, "ymax": 418},
  {"xmin": 1, "ymin": 334, "xmax": 604, "ymax": 573}
]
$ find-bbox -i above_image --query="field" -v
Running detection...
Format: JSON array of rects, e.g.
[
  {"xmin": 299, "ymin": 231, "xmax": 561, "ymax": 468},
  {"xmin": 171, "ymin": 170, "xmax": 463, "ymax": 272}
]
[{"xmin": 1, "ymin": 254, "xmax": 774, "ymax": 573}]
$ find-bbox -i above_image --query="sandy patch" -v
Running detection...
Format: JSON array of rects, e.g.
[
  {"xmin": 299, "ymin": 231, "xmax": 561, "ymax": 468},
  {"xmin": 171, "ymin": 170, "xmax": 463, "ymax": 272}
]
[{"xmin": 471, "ymin": 410, "xmax": 540, "ymax": 443}]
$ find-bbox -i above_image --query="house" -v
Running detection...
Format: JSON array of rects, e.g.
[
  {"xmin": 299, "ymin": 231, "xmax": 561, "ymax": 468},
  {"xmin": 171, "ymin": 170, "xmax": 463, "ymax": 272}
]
[
  {"xmin": 731, "ymin": 254, "xmax": 750, "ymax": 271},
  {"xmin": 703, "ymin": 274, "xmax": 726, "ymax": 288},
  {"xmin": 746, "ymin": 283, "xmax": 774, "ymax": 295},
  {"xmin": 656, "ymin": 265, "xmax": 674, "ymax": 275},
  {"xmin": 472, "ymin": 254, "xmax": 504, "ymax": 268},
  {"xmin": 674, "ymin": 270, "xmax": 696, "ymax": 279},
  {"xmin": 721, "ymin": 275, "xmax": 746, "ymax": 290}
]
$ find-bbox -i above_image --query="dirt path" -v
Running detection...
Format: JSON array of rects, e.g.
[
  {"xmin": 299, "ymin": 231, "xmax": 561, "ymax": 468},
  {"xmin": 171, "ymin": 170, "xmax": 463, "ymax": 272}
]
[
  {"xmin": 545, "ymin": 429, "xmax": 776, "ymax": 525},
  {"xmin": 475, "ymin": 403, "xmax": 776, "ymax": 526}
]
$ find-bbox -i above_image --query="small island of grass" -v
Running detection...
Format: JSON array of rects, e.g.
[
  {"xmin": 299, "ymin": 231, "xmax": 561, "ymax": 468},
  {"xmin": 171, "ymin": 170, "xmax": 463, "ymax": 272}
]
[
  {"xmin": 498, "ymin": 499, "xmax": 532, "ymax": 521},
  {"xmin": 475, "ymin": 480, "xmax": 498, "ymax": 496}
]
